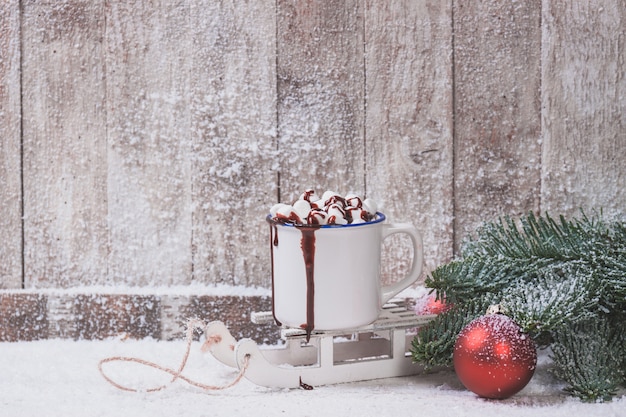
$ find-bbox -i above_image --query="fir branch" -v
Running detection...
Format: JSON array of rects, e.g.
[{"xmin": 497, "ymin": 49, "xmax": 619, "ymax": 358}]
[{"xmin": 550, "ymin": 318, "xmax": 625, "ymax": 402}]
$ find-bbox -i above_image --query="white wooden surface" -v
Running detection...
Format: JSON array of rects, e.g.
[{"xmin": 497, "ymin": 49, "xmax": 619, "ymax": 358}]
[
  {"xmin": 364, "ymin": 0, "xmax": 454, "ymax": 281},
  {"xmin": 0, "ymin": 0, "xmax": 624, "ymax": 289},
  {"xmin": 21, "ymin": 1, "xmax": 108, "ymax": 287},
  {"xmin": 0, "ymin": 0, "xmax": 21, "ymax": 289},
  {"xmin": 105, "ymin": 0, "xmax": 193, "ymax": 286},
  {"xmin": 190, "ymin": 0, "xmax": 277, "ymax": 287},
  {"xmin": 541, "ymin": 0, "xmax": 626, "ymax": 216},
  {"xmin": 453, "ymin": 0, "xmax": 543, "ymax": 248}
]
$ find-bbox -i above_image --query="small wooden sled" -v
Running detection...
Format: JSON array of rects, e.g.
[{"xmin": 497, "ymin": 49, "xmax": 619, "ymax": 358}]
[{"xmin": 203, "ymin": 302, "xmax": 436, "ymax": 389}]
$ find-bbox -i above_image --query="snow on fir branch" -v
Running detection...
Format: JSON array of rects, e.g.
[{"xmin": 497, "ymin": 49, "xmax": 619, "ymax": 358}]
[{"xmin": 411, "ymin": 210, "xmax": 626, "ymax": 402}]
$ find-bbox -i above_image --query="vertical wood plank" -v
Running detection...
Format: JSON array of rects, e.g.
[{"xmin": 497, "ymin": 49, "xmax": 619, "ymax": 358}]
[
  {"xmin": 105, "ymin": 0, "xmax": 192, "ymax": 285},
  {"xmin": 541, "ymin": 0, "xmax": 626, "ymax": 217},
  {"xmin": 0, "ymin": 0, "xmax": 22, "ymax": 288},
  {"xmin": 453, "ymin": 1, "xmax": 542, "ymax": 247},
  {"xmin": 276, "ymin": 0, "xmax": 365, "ymax": 202},
  {"xmin": 365, "ymin": 0, "xmax": 454, "ymax": 277},
  {"xmin": 21, "ymin": 0, "xmax": 108, "ymax": 287},
  {"xmin": 190, "ymin": 0, "xmax": 277, "ymax": 286}
]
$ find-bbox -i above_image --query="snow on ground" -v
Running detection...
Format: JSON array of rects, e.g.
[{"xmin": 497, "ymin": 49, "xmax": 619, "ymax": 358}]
[{"xmin": 0, "ymin": 338, "xmax": 624, "ymax": 417}]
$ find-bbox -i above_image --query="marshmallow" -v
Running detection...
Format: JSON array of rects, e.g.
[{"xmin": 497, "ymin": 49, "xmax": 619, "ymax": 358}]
[
  {"xmin": 346, "ymin": 206, "xmax": 368, "ymax": 224},
  {"xmin": 321, "ymin": 190, "xmax": 343, "ymax": 206},
  {"xmin": 321, "ymin": 190, "xmax": 339, "ymax": 201},
  {"xmin": 345, "ymin": 193, "xmax": 363, "ymax": 208},
  {"xmin": 299, "ymin": 189, "xmax": 320, "ymax": 203},
  {"xmin": 293, "ymin": 199, "xmax": 312, "ymax": 221},
  {"xmin": 276, "ymin": 204, "xmax": 293, "ymax": 216},
  {"xmin": 270, "ymin": 203, "xmax": 290, "ymax": 217},
  {"xmin": 325, "ymin": 203, "xmax": 347, "ymax": 225},
  {"xmin": 307, "ymin": 209, "xmax": 328, "ymax": 225},
  {"xmin": 310, "ymin": 199, "xmax": 325, "ymax": 210},
  {"xmin": 327, "ymin": 214, "xmax": 348, "ymax": 225},
  {"xmin": 363, "ymin": 198, "xmax": 378, "ymax": 216},
  {"xmin": 327, "ymin": 203, "xmax": 345, "ymax": 216},
  {"xmin": 275, "ymin": 204, "xmax": 304, "ymax": 223}
]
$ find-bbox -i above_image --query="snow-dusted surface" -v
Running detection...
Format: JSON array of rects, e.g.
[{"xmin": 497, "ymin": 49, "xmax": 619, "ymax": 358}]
[
  {"xmin": 1, "ymin": 283, "xmax": 273, "ymax": 297},
  {"xmin": 1, "ymin": 338, "xmax": 624, "ymax": 417}
]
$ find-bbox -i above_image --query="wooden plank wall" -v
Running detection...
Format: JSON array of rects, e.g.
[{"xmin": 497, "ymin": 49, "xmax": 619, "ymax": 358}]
[{"xmin": 1, "ymin": 0, "xmax": 625, "ymax": 297}]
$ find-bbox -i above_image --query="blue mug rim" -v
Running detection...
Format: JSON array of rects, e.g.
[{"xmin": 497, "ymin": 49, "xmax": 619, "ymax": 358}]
[{"xmin": 266, "ymin": 212, "xmax": 386, "ymax": 228}]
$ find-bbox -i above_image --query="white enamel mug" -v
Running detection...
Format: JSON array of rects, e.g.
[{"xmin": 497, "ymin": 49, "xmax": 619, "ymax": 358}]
[{"xmin": 267, "ymin": 213, "xmax": 423, "ymax": 334}]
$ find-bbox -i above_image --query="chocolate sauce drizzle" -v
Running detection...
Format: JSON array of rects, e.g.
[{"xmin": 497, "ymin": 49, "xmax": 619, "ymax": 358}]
[
  {"xmin": 299, "ymin": 377, "xmax": 314, "ymax": 390},
  {"xmin": 299, "ymin": 227, "xmax": 317, "ymax": 342},
  {"xmin": 268, "ymin": 222, "xmax": 281, "ymax": 327},
  {"xmin": 267, "ymin": 217, "xmax": 319, "ymax": 342}
]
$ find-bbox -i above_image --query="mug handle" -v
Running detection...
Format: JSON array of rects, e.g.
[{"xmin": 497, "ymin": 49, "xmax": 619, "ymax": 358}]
[{"xmin": 380, "ymin": 223, "xmax": 423, "ymax": 305}]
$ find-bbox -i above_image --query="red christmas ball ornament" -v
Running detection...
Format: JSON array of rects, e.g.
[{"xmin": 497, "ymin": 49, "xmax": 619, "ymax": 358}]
[
  {"xmin": 453, "ymin": 313, "xmax": 537, "ymax": 399},
  {"xmin": 415, "ymin": 294, "xmax": 453, "ymax": 315}
]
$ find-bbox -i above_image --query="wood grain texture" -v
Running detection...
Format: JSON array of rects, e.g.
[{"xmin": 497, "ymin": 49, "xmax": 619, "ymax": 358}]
[
  {"xmin": 190, "ymin": 0, "xmax": 277, "ymax": 287},
  {"xmin": 541, "ymin": 0, "xmax": 626, "ymax": 217},
  {"xmin": 453, "ymin": 0, "xmax": 542, "ymax": 249},
  {"xmin": 0, "ymin": 0, "xmax": 22, "ymax": 289},
  {"xmin": 105, "ymin": 0, "xmax": 193, "ymax": 285},
  {"xmin": 21, "ymin": 0, "xmax": 108, "ymax": 287},
  {"xmin": 2, "ymin": 1, "xmax": 625, "ymax": 292},
  {"xmin": 364, "ymin": 0, "xmax": 454, "ymax": 279},
  {"xmin": 276, "ymin": 0, "xmax": 366, "ymax": 202}
]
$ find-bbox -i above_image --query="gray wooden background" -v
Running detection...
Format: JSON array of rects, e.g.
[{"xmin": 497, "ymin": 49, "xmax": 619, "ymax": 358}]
[{"xmin": 1, "ymin": 0, "xmax": 625, "ymax": 291}]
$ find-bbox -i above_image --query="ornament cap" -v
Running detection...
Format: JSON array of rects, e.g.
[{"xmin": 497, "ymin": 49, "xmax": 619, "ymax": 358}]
[{"xmin": 486, "ymin": 304, "xmax": 505, "ymax": 315}]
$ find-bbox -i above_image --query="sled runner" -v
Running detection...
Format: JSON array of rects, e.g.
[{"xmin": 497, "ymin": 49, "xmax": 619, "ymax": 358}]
[{"xmin": 204, "ymin": 301, "xmax": 436, "ymax": 389}]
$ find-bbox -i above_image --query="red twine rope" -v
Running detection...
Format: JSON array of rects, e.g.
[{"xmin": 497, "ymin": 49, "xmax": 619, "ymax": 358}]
[{"xmin": 98, "ymin": 318, "xmax": 249, "ymax": 393}]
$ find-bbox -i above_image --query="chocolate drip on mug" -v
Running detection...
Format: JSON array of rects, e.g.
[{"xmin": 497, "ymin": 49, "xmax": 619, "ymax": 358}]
[
  {"xmin": 299, "ymin": 227, "xmax": 317, "ymax": 342},
  {"xmin": 267, "ymin": 216, "xmax": 318, "ymax": 342},
  {"xmin": 268, "ymin": 221, "xmax": 281, "ymax": 326}
]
